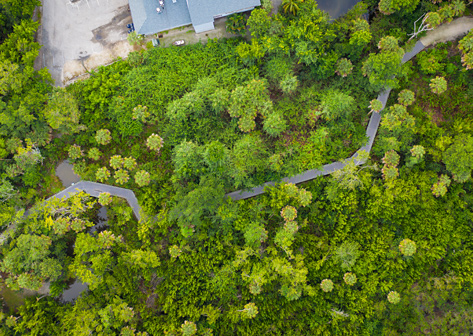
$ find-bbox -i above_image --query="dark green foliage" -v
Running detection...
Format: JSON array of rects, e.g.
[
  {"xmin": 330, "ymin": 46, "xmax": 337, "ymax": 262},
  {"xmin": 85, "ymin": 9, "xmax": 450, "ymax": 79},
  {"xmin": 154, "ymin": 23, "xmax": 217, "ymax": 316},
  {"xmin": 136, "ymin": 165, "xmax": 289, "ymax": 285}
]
[
  {"xmin": 3, "ymin": 1, "xmax": 473, "ymax": 335},
  {"xmin": 226, "ymin": 13, "xmax": 247, "ymax": 36}
]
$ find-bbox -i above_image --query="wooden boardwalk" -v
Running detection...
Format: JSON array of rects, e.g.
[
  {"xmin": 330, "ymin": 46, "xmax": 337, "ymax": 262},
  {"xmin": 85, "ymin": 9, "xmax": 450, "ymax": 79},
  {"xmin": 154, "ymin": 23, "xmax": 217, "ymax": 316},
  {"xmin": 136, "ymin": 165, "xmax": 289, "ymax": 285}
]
[
  {"xmin": 0, "ymin": 181, "xmax": 141, "ymax": 245},
  {"xmin": 227, "ymin": 40, "xmax": 426, "ymax": 201}
]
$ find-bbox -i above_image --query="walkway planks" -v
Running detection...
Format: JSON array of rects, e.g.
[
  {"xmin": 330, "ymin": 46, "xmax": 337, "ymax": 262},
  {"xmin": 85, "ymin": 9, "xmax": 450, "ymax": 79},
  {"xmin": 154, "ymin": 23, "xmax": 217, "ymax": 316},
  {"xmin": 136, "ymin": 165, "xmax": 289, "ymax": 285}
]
[
  {"xmin": 0, "ymin": 181, "xmax": 142, "ymax": 245},
  {"xmin": 227, "ymin": 41, "xmax": 426, "ymax": 201},
  {"xmin": 48, "ymin": 181, "xmax": 142, "ymax": 221}
]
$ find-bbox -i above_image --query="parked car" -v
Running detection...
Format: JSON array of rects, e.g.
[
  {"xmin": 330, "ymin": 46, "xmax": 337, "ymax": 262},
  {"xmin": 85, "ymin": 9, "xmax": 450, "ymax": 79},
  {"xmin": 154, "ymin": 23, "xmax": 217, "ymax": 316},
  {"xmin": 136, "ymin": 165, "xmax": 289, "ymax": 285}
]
[{"xmin": 172, "ymin": 40, "xmax": 185, "ymax": 46}]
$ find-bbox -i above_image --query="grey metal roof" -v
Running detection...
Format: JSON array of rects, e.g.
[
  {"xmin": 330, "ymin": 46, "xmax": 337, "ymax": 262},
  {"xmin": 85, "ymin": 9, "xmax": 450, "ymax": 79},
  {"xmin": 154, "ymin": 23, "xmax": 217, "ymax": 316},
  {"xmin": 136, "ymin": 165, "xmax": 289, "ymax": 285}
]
[
  {"xmin": 129, "ymin": 0, "xmax": 192, "ymax": 35},
  {"xmin": 187, "ymin": 0, "xmax": 261, "ymax": 26},
  {"xmin": 129, "ymin": 0, "xmax": 260, "ymax": 35}
]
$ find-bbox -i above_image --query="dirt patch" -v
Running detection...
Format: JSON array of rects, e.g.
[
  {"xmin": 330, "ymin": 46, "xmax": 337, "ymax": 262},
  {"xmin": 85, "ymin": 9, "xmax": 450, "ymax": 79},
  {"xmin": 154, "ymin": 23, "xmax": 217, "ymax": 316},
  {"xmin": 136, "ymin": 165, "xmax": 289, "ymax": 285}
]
[
  {"xmin": 421, "ymin": 16, "xmax": 473, "ymax": 46},
  {"xmin": 63, "ymin": 40, "xmax": 138, "ymax": 84},
  {"xmin": 428, "ymin": 105, "xmax": 445, "ymax": 126},
  {"xmin": 91, "ymin": 5, "xmax": 131, "ymax": 47}
]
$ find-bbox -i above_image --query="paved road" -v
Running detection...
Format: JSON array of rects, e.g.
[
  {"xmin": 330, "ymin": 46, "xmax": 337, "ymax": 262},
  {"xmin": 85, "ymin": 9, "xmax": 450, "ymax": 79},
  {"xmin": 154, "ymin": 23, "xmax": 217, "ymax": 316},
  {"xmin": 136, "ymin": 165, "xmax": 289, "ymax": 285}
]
[{"xmin": 227, "ymin": 40, "xmax": 426, "ymax": 201}]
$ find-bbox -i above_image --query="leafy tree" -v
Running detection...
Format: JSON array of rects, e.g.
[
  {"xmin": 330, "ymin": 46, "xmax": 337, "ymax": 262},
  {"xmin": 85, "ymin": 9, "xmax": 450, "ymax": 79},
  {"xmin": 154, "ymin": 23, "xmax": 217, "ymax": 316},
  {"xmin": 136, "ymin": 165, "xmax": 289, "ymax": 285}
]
[
  {"xmin": 362, "ymin": 36, "xmax": 404, "ymax": 90},
  {"xmin": 399, "ymin": 238, "xmax": 417, "ymax": 256},
  {"xmin": 114, "ymin": 169, "xmax": 129, "ymax": 185},
  {"xmin": 425, "ymin": 11, "xmax": 442, "ymax": 29},
  {"xmin": 387, "ymin": 291, "xmax": 401, "ymax": 304},
  {"xmin": 43, "ymin": 87, "xmax": 83, "ymax": 134},
  {"xmin": 98, "ymin": 192, "xmax": 112, "ymax": 206},
  {"xmin": 458, "ymin": 30, "xmax": 473, "ymax": 70},
  {"xmin": 70, "ymin": 231, "xmax": 119, "ymax": 290},
  {"xmin": 397, "ymin": 89, "xmax": 415, "ymax": 106},
  {"xmin": 127, "ymin": 51, "xmax": 144, "ymax": 67},
  {"xmin": 334, "ymin": 241, "xmax": 360, "ymax": 271},
  {"xmin": 280, "ymin": 205, "xmax": 297, "ymax": 221},
  {"xmin": 343, "ymin": 272, "xmax": 357, "ymax": 286},
  {"xmin": 331, "ymin": 151, "xmax": 373, "ymax": 191},
  {"xmin": 432, "ymin": 174, "xmax": 451, "ymax": 197},
  {"xmin": 238, "ymin": 303, "xmax": 258, "ymax": 319},
  {"xmin": 263, "ymin": 112, "xmax": 287, "ymax": 137},
  {"xmin": 382, "ymin": 150, "xmax": 400, "ymax": 167},
  {"xmin": 350, "ymin": 18, "xmax": 372, "ymax": 47},
  {"xmin": 8, "ymin": 139, "xmax": 43, "ymax": 176},
  {"xmin": 132, "ymin": 105, "xmax": 149, "ymax": 123},
  {"xmin": 0, "ymin": 178, "xmax": 17, "ymax": 202},
  {"xmin": 95, "ymin": 129, "xmax": 112, "ymax": 145},
  {"xmin": 228, "ymin": 79, "xmax": 273, "ymax": 133},
  {"xmin": 225, "ymin": 13, "xmax": 246, "ymax": 36},
  {"xmin": 335, "ymin": 58, "xmax": 353, "ymax": 77},
  {"xmin": 235, "ymin": 39, "xmax": 266, "ymax": 65},
  {"xmin": 430, "ymin": 76, "xmax": 447, "ymax": 94},
  {"xmin": 1, "ymin": 234, "xmax": 60, "ymax": 290},
  {"xmin": 369, "ymin": 99, "xmax": 383, "ymax": 113},
  {"xmin": 169, "ymin": 245, "xmax": 182, "ymax": 258},
  {"xmin": 123, "ymin": 157, "xmax": 137, "ymax": 170},
  {"xmin": 146, "ymin": 133, "xmax": 164, "ymax": 152},
  {"xmin": 279, "ymin": 74, "xmax": 298, "ymax": 95},
  {"xmin": 87, "ymin": 147, "xmax": 102, "ymax": 161},
  {"xmin": 134, "ymin": 170, "xmax": 150, "ymax": 187},
  {"xmin": 274, "ymin": 220, "xmax": 299, "ymax": 257},
  {"xmin": 383, "ymin": 104, "xmax": 408, "ymax": 128},
  {"xmin": 247, "ymin": 8, "xmax": 271, "ymax": 38},
  {"xmin": 68, "ymin": 144, "xmax": 83, "ymax": 160},
  {"xmin": 169, "ymin": 177, "xmax": 225, "ymax": 237},
  {"xmin": 96, "ymin": 167, "xmax": 111, "ymax": 182},
  {"xmin": 110, "ymin": 155, "xmax": 124, "ymax": 170},
  {"xmin": 320, "ymin": 90, "xmax": 355, "ymax": 121},
  {"xmin": 443, "ymin": 135, "xmax": 473, "ymax": 182},
  {"xmin": 173, "ymin": 140, "xmax": 203, "ymax": 180},
  {"xmin": 230, "ymin": 134, "xmax": 268, "ymax": 187},
  {"xmin": 320, "ymin": 279, "xmax": 334, "ymax": 292},
  {"xmin": 378, "ymin": 0, "xmax": 419, "ymax": 15},
  {"xmin": 208, "ymin": 88, "xmax": 230, "ymax": 114},
  {"xmin": 181, "ymin": 321, "xmax": 197, "ymax": 336},
  {"xmin": 203, "ymin": 141, "xmax": 229, "ymax": 173},
  {"xmin": 244, "ymin": 223, "xmax": 268, "ymax": 248},
  {"xmin": 282, "ymin": 2, "xmax": 335, "ymax": 68},
  {"xmin": 127, "ymin": 31, "xmax": 143, "ymax": 46}
]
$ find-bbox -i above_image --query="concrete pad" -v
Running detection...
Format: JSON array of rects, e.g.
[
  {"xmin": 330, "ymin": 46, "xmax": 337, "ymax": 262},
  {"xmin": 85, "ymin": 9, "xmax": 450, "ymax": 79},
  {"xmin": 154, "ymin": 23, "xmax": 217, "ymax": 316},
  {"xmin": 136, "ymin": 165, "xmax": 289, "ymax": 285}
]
[
  {"xmin": 420, "ymin": 16, "xmax": 473, "ymax": 47},
  {"xmin": 157, "ymin": 16, "xmax": 238, "ymax": 47},
  {"xmin": 38, "ymin": 0, "xmax": 132, "ymax": 86},
  {"xmin": 270, "ymin": 0, "xmax": 282, "ymax": 15}
]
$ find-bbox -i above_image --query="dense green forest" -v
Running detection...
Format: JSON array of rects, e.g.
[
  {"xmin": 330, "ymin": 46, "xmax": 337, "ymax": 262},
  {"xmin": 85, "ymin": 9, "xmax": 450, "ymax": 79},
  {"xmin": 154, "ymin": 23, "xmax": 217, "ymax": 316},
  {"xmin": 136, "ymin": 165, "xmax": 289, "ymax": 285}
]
[{"xmin": 1, "ymin": 0, "xmax": 473, "ymax": 334}]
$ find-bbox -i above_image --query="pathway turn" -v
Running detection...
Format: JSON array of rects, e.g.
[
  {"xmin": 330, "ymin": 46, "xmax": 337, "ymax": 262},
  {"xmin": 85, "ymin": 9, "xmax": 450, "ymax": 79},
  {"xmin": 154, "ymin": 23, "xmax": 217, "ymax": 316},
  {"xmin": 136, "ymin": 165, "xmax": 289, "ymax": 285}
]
[
  {"xmin": 228, "ymin": 17, "xmax": 473, "ymax": 201},
  {"xmin": 0, "ymin": 181, "xmax": 141, "ymax": 245},
  {"xmin": 50, "ymin": 181, "xmax": 142, "ymax": 221}
]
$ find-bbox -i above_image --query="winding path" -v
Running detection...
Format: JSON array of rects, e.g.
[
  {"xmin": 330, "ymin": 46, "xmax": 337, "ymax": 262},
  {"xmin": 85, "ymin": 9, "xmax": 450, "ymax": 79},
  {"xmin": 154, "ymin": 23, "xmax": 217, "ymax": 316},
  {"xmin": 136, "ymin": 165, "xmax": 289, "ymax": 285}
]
[
  {"xmin": 0, "ymin": 181, "xmax": 141, "ymax": 245},
  {"xmin": 49, "ymin": 181, "xmax": 142, "ymax": 221},
  {"xmin": 227, "ymin": 18, "xmax": 473, "ymax": 200}
]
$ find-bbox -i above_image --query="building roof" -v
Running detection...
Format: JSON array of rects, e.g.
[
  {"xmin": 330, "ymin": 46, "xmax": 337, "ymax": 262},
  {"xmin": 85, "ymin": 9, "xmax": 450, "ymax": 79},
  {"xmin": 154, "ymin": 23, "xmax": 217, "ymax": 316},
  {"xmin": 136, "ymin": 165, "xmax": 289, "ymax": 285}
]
[
  {"xmin": 187, "ymin": 0, "xmax": 261, "ymax": 27},
  {"xmin": 129, "ymin": 0, "xmax": 192, "ymax": 35},
  {"xmin": 129, "ymin": 0, "xmax": 260, "ymax": 35}
]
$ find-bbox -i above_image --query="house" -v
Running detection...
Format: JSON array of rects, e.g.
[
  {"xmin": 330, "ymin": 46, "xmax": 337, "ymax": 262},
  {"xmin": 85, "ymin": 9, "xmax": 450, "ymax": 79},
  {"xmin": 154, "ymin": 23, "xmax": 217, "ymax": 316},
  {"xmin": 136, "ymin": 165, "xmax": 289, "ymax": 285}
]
[{"xmin": 128, "ymin": 0, "xmax": 261, "ymax": 35}]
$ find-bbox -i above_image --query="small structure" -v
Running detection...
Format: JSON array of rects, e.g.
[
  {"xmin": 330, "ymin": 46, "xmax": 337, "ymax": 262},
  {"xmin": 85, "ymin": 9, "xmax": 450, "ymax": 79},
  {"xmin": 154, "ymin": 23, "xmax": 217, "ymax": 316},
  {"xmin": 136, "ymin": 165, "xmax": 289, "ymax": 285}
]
[{"xmin": 128, "ymin": 0, "xmax": 260, "ymax": 35}]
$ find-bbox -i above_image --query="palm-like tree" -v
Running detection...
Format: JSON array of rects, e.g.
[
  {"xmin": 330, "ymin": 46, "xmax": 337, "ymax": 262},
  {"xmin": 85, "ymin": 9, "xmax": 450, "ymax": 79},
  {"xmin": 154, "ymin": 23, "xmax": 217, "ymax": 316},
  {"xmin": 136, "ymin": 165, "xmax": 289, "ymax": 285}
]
[{"xmin": 283, "ymin": 0, "xmax": 303, "ymax": 16}]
